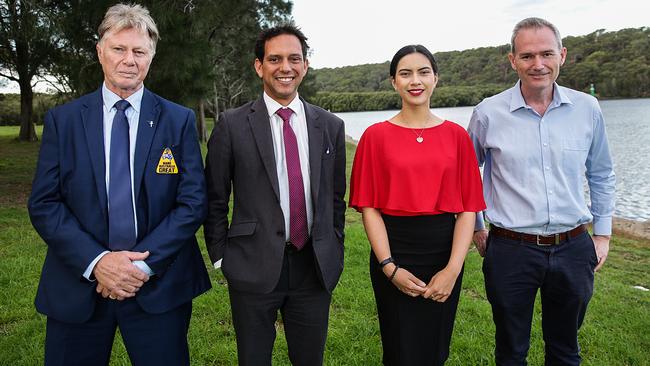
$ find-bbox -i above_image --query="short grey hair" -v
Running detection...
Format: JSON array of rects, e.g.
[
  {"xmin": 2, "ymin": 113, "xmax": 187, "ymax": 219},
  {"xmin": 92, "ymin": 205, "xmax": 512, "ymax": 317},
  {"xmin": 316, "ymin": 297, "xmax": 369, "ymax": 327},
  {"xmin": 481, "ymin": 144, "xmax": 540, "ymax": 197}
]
[
  {"xmin": 98, "ymin": 3, "xmax": 160, "ymax": 53},
  {"xmin": 511, "ymin": 17, "xmax": 562, "ymax": 53}
]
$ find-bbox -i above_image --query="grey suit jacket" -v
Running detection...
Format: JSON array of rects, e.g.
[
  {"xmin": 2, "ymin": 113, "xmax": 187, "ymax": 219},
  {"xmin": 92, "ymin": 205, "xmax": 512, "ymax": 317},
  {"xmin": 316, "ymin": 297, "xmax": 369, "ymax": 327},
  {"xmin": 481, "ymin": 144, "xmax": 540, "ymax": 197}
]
[{"xmin": 204, "ymin": 97, "xmax": 346, "ymax": 294}]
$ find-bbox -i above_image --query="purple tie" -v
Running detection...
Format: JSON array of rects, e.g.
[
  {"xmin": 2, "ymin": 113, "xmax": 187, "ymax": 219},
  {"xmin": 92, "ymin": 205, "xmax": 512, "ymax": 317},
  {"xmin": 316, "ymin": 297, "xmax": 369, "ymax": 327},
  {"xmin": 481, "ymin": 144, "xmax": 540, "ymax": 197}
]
[{"xmin": 276, "ymin": 107, "xmax": 308, "ymax": 250}]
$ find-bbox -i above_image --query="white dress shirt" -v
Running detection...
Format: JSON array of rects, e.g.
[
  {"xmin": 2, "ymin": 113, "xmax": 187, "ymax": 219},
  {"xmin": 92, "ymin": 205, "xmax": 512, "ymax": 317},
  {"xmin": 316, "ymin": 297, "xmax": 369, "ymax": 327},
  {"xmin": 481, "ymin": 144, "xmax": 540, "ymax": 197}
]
[{"xmin": 83, "ymin": 83, "xmax": 153, "ymax": 279}]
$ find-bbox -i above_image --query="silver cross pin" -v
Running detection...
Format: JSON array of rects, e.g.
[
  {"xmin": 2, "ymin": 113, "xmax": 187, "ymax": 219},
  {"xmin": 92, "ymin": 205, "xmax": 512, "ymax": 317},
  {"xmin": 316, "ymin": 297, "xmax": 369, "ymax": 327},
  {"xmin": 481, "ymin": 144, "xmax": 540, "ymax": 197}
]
[{"xmin": 148, "ymin": 121, "xmax": 154, "ymax": 128}]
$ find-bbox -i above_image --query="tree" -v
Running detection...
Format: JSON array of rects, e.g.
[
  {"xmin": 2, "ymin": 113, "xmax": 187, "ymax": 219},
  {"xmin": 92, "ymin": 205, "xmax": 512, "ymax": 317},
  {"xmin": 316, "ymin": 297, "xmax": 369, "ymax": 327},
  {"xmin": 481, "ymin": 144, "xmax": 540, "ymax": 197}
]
[{"xmin": 0, "ymin": 0, "xmax": 64, "ymax": 141}]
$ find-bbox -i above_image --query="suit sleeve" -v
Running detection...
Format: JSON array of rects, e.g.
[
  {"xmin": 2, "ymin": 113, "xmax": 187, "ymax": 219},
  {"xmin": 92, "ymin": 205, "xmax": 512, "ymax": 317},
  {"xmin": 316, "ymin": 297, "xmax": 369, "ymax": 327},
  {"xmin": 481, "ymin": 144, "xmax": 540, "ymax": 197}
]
[
  {"xmin": 333, "ymin": 119, "xmax": 346, "ymax": 246},
  {"xmin": 28, "ymin": 110, "xmax": 107, "ymax": 277},
  {"xmin": 203, "ymin": 112, "xmax": 233, "ymax": 263},
  {"xmin": 131, "ymin": 109, "xmax": 207, "ymax": 274}
]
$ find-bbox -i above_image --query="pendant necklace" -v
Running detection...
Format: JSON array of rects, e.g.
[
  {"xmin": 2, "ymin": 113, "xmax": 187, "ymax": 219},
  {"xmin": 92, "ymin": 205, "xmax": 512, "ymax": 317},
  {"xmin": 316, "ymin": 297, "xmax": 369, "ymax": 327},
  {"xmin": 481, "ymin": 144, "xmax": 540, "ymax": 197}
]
[{"xmin": 411, "ymin": 128, "xmax": 425, "ymax": 143}]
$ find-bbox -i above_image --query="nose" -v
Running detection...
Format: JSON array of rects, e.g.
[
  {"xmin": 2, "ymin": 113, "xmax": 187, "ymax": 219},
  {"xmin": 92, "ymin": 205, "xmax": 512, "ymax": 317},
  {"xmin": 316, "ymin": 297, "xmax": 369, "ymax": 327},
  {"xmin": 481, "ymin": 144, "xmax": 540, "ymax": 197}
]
[
  {"xmin": 279, "ymin": 58, "xmax": 291, "ymax": 72},
  {"xmin": 122, "ymin": 50, "xmax": 136, "ymax": 65},
  {"xmin": 532, "ymin": 55, "xmax": 544, "ymax": 69},
  {"xmin": 410, "ymin": 73, "xmax": 422, "ymax": 86}
]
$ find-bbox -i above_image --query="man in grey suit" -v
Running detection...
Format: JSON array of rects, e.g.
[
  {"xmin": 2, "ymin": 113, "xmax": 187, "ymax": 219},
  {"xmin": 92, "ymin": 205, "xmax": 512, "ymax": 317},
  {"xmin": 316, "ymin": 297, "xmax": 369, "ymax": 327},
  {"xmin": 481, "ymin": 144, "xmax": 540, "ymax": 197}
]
[{"xmin": 204, "ymin": 24, "xmax": 346, "ymax": 366}]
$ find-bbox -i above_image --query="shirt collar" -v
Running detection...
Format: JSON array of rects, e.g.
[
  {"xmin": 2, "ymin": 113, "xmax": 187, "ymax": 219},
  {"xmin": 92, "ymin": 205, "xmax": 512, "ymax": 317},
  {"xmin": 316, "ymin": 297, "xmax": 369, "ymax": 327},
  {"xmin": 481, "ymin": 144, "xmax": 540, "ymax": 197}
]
[
  {"xmin": 263, "ymin": 92, "xmax": 302, "ymax": 119},
  {"xmin": 509, "ymin": 80, "xmax": 573, "ymax": 112},
  {"xmin": 102, "ymin": 83, "xmax": 144, "ymax": 113}
]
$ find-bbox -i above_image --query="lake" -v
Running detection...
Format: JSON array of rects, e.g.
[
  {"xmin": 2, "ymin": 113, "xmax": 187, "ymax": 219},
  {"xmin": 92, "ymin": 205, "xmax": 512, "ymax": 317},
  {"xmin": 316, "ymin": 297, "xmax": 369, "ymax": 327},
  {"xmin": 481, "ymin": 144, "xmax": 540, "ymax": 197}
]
[{"xmin": 336, "ymin": 98, "xmax": 650, "ymax": 222}]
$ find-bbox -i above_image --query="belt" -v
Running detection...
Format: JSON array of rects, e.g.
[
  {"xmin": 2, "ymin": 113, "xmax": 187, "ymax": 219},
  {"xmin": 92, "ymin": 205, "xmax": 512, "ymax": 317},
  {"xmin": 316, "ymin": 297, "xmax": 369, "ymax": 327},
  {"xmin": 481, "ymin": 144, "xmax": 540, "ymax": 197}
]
[{"xmin": 490, "ymin": 224, "xmax": 587, "ymax": 246}]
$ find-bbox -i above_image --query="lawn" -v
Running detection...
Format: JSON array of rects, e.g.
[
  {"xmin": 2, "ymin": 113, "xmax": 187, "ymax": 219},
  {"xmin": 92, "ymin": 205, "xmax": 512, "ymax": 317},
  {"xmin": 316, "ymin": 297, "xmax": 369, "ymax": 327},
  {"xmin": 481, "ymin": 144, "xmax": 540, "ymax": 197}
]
[{"xmin": 0, "ymin": 125, "xmax": 648, "ymax": 365}]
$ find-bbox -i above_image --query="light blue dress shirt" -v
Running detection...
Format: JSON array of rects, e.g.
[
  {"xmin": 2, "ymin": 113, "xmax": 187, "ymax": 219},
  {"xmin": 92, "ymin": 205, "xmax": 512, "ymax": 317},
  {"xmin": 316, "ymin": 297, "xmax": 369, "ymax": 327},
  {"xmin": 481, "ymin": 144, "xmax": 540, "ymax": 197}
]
[
  {"xmin": 468, "ymin": 81, "xmax": 616, "ymax": 236},
  {"xmin": 83, "ymin": 84, "xmax": 153, "ymax": 280}
]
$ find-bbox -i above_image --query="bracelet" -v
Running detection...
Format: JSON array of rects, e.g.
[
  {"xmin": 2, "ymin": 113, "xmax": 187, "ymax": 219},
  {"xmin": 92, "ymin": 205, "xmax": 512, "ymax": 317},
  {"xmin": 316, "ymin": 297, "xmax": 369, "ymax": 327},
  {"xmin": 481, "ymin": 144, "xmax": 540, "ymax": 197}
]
[
  {"xmin": 379, "ymin": 256, "xmax": 394, "ymax": 268},
  {"xmin": 388, "ymin": 265, "xmax": 400, "ymax": 282}
]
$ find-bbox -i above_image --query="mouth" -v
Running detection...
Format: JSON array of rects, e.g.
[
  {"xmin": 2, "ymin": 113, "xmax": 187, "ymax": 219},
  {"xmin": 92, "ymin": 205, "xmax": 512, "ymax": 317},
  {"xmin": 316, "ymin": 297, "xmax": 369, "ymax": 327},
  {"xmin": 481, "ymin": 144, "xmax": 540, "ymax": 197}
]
[
  {"xmin": 276, "ymin": 76, "xmax": 295, "ymax": 84},
  {"xmin": 408, "ymin": 89, "xmax": 424, "ymax": 96},
  {"xmin": 118, "ymin": 71, "xmax": 138, "ymax": 78}
]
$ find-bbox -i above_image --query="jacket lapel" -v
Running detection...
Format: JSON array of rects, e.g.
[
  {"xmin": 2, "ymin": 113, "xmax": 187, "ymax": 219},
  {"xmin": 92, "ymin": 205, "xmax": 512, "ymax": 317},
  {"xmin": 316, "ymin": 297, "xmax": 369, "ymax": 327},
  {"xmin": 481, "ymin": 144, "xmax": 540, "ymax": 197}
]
[
  {"xmin": 248, "ymin": 98, "xmax": 281, "ymax": 202},
  {"xmin": 303, "ymin": 100, "xmax": 322, "ymax": 205},
  {"xmin": 133, "ymin": 88, "xmax": 160, "ymax": 204},
  {"xmin": 81, "ymin": 88, "xmax": 108, "ymax": 219}
]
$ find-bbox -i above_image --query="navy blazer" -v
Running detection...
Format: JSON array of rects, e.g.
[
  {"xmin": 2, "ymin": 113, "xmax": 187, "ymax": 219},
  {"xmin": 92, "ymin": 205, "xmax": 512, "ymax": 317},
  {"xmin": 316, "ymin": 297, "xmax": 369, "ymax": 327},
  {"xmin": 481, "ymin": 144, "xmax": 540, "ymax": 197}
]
[{"xmin": 28, "ymin": 88, "xmax": 211, "ymax": 324}]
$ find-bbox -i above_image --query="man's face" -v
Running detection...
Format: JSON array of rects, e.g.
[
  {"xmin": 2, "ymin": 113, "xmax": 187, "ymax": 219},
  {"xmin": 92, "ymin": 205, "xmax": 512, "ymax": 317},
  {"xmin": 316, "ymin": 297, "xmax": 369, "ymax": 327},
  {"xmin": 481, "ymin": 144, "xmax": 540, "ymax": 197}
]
[
  {"xmin": 509, "ymin": 26, "xmax": 567, "ymax": 96},
  {"xmin": 254, "ymin": 34, "xmax": 308, "ymax": 105},
  {"xmin": 97, "ymin": 27, "xmax": 154, "ymax": 99}
]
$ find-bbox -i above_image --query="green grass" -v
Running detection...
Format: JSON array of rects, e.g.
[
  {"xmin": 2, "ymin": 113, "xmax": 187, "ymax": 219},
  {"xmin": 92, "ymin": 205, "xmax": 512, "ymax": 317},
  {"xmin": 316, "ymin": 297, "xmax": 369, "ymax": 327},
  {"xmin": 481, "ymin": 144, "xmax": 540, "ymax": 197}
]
[{"xmin": 1, "ymin": 125, "xmax": 649, "ymax": 365}]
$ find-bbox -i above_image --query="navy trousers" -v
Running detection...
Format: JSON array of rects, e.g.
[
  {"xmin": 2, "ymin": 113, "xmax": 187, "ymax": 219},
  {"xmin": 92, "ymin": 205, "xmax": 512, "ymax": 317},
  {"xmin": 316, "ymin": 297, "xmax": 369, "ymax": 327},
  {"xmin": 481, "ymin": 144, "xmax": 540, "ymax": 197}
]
[
  {"xmin": 45, "ymin": 297, "xmax": 192, "ymax": 366},
  {"xmin": 483, "ymin": 230, "xmax": 598, "ymax": 366}
]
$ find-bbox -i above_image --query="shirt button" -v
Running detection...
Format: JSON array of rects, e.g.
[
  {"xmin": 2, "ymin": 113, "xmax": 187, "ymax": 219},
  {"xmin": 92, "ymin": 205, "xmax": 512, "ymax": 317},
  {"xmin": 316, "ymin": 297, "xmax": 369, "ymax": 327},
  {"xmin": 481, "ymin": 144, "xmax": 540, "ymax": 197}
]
[
  {"xmin": 545, "ymin": 166, "xmax": 550, "ymax": 170},
  {"xmin": 549, "ymin": 190, "xmax": 554, "ymax": 194},
  {"xmin": 543, "ymin": 143, "xmax": 548, "ymax": 147}
]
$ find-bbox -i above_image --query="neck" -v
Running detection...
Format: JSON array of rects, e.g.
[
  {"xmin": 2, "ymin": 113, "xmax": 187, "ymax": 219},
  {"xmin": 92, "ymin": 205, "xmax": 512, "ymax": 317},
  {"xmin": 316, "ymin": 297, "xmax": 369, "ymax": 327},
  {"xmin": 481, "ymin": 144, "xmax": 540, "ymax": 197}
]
[
  {"xmin": 520, "ymin": 83, "xmax": 554, "ymax": 115},
  {"xmin": 396, "ymin": 105, "xmax": 440, "ymax": 128}
]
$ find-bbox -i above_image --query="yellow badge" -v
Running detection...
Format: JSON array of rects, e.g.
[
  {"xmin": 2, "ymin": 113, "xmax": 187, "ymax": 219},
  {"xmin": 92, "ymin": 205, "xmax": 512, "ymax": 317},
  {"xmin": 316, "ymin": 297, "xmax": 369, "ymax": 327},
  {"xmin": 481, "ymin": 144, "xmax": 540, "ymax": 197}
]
[{"xmin": 156, "ymin": 148, "xmax": 178, "ymax": 174}]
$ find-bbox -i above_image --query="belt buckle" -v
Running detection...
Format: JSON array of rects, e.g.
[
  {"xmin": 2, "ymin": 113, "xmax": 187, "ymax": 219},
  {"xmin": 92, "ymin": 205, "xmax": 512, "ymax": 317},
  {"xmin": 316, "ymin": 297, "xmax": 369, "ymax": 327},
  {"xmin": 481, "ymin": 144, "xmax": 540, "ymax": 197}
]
[{"xmin": 535, "ymin": 234, "xmax": 559, "ymax": 246}]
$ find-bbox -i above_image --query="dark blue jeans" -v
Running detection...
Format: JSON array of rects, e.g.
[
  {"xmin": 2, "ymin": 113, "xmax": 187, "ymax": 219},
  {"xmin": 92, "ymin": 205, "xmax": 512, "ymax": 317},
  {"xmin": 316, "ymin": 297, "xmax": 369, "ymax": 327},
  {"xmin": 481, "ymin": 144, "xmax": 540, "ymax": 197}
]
[{"xmin": 483, "ymin": 230, "xmax": 598, "ymax": 366}]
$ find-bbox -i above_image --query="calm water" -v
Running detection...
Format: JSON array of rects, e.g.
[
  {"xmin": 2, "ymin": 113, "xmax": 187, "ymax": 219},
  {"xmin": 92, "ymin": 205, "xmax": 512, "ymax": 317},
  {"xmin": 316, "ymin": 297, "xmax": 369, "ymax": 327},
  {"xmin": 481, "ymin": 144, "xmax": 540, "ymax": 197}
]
[{"xmin": 336, "ymin": 98, "xmax": 650, "ymax": 221}]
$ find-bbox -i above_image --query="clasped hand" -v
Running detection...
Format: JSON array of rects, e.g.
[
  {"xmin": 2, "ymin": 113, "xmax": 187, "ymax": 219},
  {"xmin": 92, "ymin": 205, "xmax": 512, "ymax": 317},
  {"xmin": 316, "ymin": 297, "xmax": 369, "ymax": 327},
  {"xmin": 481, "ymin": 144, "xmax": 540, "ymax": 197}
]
[
  {"xmin": 93, "ymin": 251, "xmax": 150, "ymax": 301},
  {"xmin": 387, "ymin": 265, "xmax": 458, "ymax": 302}
]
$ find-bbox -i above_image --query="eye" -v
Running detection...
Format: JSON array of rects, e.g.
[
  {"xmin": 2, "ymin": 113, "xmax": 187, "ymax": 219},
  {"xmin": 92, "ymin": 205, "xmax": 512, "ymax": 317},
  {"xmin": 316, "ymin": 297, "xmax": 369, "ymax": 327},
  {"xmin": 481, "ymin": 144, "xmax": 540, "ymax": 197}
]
[
  {"xmin": 290, "ymin": 56, "xmax": 303, "ymax": 63},
  {"xmin": 420, "ymin": 69, "xmax": 431, "ymax": 75},
  {"xmin": 267, "ymin": 56, "xmax": 279, "ymax": 63},
  {"xmin": 399, "ymin": 71, "xmax": 410, "ymax": 77}
]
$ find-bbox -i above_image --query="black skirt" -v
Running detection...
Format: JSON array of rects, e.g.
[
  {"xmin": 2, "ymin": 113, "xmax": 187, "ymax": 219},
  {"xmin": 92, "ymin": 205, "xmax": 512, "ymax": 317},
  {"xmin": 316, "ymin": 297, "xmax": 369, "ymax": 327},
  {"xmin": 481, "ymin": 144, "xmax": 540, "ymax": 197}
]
[{"xmin": 370, "ymin": 213, "xmax": 463, "ymax": 366}]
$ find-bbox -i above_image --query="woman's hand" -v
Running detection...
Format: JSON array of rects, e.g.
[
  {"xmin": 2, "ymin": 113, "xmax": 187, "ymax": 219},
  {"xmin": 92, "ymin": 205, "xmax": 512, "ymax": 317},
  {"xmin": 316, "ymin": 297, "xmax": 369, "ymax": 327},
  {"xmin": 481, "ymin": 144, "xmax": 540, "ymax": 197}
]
[
  {"xmin": 384, "ymin": 264, "xmax": 426, "ymax": 297},
  {"xmin": 423, "ymin": 267, "xmax": 460, "ymax": 302}
]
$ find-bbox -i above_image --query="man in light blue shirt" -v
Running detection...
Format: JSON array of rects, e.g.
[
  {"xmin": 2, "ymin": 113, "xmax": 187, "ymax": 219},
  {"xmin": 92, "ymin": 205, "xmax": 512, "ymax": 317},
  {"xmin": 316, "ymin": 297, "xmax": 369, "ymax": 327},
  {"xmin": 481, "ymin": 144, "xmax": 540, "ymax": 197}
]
[{"xmin": 468, "ymin": 17, "xmax": 615, "ymax": 366}]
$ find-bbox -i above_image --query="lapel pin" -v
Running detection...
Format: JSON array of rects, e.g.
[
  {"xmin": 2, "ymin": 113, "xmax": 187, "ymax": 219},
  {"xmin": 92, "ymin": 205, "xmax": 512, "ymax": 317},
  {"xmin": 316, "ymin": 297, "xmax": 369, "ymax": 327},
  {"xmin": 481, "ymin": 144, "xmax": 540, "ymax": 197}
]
[
  {"xmin": 148, "ymin": 121, "xmax": 154, "ymax": 128},
  {"xmin": 326, "ymin": 148, "xmax": 330, "ymax": 154}
]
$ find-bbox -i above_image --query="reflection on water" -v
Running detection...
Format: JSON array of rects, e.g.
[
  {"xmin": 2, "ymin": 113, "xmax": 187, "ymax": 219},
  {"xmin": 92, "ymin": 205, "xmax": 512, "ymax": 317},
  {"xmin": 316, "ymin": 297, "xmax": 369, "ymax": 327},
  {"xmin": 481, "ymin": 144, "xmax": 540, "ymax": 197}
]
[{"xmin": 336, "ymin": 98, "xmax": 650, "ymax": 221}]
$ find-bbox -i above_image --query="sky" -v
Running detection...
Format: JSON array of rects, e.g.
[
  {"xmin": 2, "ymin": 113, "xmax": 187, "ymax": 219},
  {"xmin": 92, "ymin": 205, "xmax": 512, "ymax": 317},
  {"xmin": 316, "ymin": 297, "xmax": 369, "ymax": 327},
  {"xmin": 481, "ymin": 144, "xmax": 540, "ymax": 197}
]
[
  {"xmin": 291, "ymin": 0, "xmax": 650, "ymax": 69},
  {"xmin": 2, "ymin": 0, "xmax": 648, "ymax": 93}
]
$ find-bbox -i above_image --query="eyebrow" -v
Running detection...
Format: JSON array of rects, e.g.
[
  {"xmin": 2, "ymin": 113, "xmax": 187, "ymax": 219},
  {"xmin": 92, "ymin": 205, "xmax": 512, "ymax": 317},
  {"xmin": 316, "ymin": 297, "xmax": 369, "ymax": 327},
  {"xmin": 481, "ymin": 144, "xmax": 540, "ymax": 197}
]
[{"xmin": 398, "ymin": 66, "xmax": 432, "ymax": 72}]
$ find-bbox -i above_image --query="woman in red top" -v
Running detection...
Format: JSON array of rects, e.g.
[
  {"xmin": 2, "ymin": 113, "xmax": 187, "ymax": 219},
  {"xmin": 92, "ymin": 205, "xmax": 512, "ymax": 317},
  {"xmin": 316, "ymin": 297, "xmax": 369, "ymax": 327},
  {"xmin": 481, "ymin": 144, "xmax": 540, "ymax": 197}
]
[{"xmin": 349, "ymin": 45, "xmax": 486, "ymax": 365}]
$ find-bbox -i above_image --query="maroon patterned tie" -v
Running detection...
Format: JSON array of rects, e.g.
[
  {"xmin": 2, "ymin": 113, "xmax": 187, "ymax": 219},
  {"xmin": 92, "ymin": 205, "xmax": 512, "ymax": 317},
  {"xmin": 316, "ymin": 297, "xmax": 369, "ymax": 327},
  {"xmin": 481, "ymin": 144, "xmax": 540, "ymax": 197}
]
[{"xmin": 276, "ymin": 107, "xmax": 308, "ymax": 250}]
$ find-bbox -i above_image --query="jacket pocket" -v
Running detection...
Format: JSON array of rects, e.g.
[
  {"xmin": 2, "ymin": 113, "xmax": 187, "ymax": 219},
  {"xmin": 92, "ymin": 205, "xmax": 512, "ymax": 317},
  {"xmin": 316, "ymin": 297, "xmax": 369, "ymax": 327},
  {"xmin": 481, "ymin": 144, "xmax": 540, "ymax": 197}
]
[{"xmin": 227, "ymin": 222, "xmax": 257, "ymax": 238}]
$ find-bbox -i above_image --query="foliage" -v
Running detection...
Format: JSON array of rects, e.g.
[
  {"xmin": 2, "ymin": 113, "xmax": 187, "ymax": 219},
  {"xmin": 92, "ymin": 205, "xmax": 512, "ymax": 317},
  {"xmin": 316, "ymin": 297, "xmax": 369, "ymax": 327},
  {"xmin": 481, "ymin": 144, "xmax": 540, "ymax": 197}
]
[
  {"xmin": 0, "ymin": 128, "xmax": 649, "ymax": 364},
  {"xmin": 0, "ymin": 93, "xmax": 62, "ymax": 126},
  {"xmin": 309, "ymin": 27, "xmax": 650, "ymax": 112},
  {"xmin": 0, "ymin": 0, "xmax": 67, "ymax": 140},
  {"xmin": 311, "ymin": 85, "xmax": 507, "ymax": 113}
]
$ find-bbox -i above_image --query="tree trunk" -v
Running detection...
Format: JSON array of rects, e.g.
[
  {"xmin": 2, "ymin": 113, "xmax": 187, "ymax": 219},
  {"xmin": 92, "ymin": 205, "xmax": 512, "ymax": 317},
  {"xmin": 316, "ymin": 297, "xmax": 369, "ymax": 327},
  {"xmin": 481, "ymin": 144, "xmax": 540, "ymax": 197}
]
[
  {"xmin": 18, "ymin": 79, "xmax": 37, "ymax": 142},
  {"xmin": 212, "ymin": 81, "xmax": 220, "ymax": 121},
  {"xmin": 197, "ymin": 99, "xmax": 207, "ymax": 142}
]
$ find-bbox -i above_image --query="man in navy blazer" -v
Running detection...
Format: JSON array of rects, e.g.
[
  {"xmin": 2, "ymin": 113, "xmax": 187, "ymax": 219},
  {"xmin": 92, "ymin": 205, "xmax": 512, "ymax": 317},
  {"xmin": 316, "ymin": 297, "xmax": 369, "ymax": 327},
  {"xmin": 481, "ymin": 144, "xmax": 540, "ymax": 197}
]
[{"xmin": 28, "ymin": 4, "xmax": 209, "ymax": 365}]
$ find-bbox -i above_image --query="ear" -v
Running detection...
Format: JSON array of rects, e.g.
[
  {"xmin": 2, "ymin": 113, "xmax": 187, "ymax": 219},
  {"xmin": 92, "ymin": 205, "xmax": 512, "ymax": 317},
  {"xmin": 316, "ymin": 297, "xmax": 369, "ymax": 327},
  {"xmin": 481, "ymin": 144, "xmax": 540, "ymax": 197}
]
[
  {"xmin": 432, "ymin": 73, "xmax": 438, "ymax": 88},
  {"xmin": 390, "ymin": 77, "xmax": 396, "ymax": 90},
  {"xmin": 254, "ymin": 58, "xmax": 263, "ymax": 78},
  {"xmin": 559, "ymin": 47, "xmax": 567, "ymax": 66},
  {"xmin": 96, "ymin": 43, "xmax": 103, "ymax": 63},
  {"xmin": 508, "ymin": 52, "xmax": 516, "ymax": 70},
  {"xmin": 303, "ymin": 58, "xmax": 309, "ymax": 76}
]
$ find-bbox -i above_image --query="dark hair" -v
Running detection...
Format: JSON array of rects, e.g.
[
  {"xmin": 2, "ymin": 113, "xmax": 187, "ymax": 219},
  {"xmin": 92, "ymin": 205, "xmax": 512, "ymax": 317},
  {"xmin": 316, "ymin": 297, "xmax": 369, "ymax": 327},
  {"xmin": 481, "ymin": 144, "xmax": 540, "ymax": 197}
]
[
  {"xmin": 255, "ymin": 23, "xmax": 310, "ymax": 61},
  {"xmin": 389, "ymin": 45, "xmax": 438, "ymax": 78}
]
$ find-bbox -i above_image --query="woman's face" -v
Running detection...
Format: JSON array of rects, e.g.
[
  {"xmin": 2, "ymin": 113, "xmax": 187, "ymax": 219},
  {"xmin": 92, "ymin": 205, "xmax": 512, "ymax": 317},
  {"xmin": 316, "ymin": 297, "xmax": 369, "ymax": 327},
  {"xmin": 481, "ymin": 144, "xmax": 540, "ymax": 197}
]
[{"xmin": 391, "ymin": 52, "xmax": 437, "ymax": 107}]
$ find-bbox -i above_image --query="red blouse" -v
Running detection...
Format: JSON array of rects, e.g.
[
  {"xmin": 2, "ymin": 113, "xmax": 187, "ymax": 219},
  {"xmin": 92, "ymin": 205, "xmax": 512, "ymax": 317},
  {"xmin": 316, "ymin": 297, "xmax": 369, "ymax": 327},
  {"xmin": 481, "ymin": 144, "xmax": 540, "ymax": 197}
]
[{"xmin": 349, "ymin": 120, "xmax": 486, "ymax": 216}]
